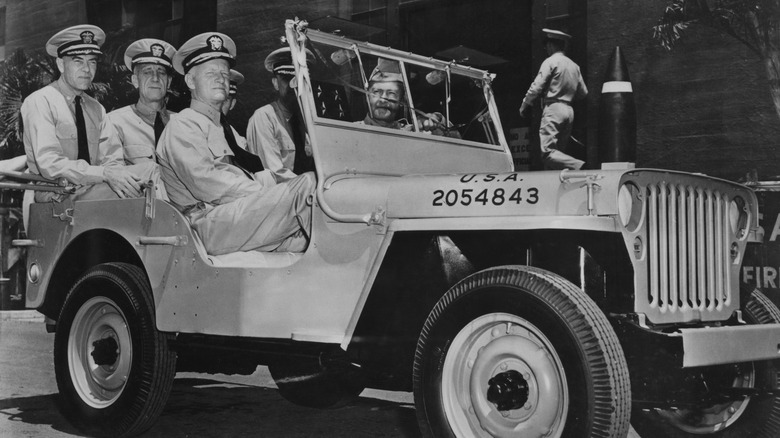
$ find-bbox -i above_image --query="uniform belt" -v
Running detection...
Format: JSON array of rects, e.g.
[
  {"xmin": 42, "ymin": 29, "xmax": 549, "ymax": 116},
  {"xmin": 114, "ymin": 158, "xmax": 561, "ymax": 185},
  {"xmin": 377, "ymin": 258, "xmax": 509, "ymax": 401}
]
[
  {"xmin": 180, "ymin": 201, "xmax": 207, "ymax": 218},
  {"xmin": 542, "ymin": 98, "xmax": 571, "ymax": 106}
]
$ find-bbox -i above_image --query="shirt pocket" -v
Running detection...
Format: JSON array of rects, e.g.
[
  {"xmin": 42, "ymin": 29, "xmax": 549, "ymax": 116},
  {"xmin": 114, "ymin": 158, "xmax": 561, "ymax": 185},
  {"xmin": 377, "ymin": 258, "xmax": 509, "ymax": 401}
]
[
  {"xmin": 206, "ymin": 127, "xmax": 233, "ymax": 161},
  {"xmin": 54, "ymin": 122, "xmax": 78, "ymax": 159},
  {"xmin": 123, "ymin": 144, "xmax": 155, "ymax": 163}
]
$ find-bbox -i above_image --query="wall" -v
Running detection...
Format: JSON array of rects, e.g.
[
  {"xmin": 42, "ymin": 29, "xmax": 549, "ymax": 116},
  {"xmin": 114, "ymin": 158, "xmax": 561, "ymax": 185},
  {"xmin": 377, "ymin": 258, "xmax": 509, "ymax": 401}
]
[
  {"xmin": 587, "ymin": 0, "xmax": 780, "ymax": 182},
  {"xmin": 218, "ymin": 0, "xmax": 341, "ymax": 133},
  {"xmin": 5, "ymin": 0, "xmax": 85, "ymax": 54}
]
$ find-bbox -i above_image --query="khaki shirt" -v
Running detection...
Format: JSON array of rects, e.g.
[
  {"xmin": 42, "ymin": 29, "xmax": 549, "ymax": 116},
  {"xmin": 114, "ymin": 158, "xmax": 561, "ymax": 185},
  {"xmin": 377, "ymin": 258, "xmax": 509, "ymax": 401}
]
[
  {"xmin": 156, "ymin": 100, "xmax": 275, "ymax": 210},
  {"xmin": 523, "ymin": 52, "xmax": 588, "ymax": 106},
  {"xmin": 21, "ymin": 78, "xmax": 123, "ymax": 184},
  {"xmin": 107, "ymin": 103, "xmax": 174, "ymax": 164},
  {"xmin": 246, "ymin": 101, "xmax": 298, "ymax": 183}
]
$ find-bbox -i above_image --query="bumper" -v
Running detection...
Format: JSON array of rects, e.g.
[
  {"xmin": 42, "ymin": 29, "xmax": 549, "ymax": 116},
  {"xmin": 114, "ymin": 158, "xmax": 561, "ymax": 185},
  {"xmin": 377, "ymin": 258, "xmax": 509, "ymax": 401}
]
[{"xmin": 680, "ymin": 323, "xmax": 780, "ymax": 367}]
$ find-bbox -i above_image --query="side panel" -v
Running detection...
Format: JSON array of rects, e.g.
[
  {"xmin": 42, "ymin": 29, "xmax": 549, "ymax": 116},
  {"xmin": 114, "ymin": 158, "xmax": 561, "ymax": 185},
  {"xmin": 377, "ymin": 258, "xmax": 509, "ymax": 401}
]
[{"xmin": 154, "ymin": 200, "xmax": 388, "ymax": 342}]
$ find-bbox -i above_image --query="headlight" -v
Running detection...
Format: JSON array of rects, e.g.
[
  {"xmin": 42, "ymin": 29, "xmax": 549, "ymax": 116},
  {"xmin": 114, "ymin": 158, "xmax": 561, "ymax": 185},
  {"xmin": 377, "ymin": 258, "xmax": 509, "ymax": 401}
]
[
  {"xmin": 618, "ymin": 182, "xmax": 644, "ymax": 231},
  {"xmin": 729, "ymin": 196, "xmax": 748, "ymax": 238}
]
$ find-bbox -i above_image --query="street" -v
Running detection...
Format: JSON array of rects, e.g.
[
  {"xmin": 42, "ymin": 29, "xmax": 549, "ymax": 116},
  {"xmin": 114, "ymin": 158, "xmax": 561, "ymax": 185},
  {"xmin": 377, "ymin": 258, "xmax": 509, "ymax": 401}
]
[
  {"xmin": 0, "ymin": 311, "xmax": 419, "ymax": 438},
  {"xmin": 1, "ymin": 310, "xmax": 644, "ymax": 438}
]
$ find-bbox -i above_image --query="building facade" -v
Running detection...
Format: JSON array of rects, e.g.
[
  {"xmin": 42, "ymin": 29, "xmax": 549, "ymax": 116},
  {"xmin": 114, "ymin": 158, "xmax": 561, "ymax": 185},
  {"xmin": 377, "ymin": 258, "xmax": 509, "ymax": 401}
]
[{"xmin": 1, "ymin": 0, "xmax": 778, "ymax": 182}]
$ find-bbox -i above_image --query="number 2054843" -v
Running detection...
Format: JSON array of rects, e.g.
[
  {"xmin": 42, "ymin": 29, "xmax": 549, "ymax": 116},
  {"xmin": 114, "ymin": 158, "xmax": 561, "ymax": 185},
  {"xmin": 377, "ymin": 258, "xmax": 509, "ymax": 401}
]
[{"xmin": 432, "ymin": 187, "xmax": 539, "ymax": 207}]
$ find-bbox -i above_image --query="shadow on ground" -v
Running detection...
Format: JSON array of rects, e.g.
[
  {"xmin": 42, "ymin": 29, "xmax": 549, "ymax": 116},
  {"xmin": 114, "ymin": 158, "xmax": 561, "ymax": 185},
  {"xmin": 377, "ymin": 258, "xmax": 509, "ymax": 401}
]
[{"xmin": 0, "ymin": 377, "xmax": 420, "ymax": 438}]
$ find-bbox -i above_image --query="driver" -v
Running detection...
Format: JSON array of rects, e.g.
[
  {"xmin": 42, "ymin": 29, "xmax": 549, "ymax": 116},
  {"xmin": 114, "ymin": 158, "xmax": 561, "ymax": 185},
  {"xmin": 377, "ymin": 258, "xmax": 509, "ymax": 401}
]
[{"xmin": 363, "ymin": 58, "xmax": 456, "ymax": 137}]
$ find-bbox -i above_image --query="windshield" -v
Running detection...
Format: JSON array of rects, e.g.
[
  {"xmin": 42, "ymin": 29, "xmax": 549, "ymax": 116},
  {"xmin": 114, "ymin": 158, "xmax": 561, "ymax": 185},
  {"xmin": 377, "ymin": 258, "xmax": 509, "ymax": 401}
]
[{"xmin": 302, "ymin": 36, "xmax": 501, "ymax": 145}]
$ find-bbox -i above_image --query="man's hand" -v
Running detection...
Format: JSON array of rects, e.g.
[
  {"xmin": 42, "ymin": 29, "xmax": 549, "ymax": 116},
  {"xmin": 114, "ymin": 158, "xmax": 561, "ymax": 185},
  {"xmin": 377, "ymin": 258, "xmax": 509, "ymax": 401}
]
[
  {"xmin": 104, "ymin": 166, "xmax": 143, "ymax": 198},
  {"xmin": 519, "ymin": 102, "xmax": 531, "ymax": 118}
]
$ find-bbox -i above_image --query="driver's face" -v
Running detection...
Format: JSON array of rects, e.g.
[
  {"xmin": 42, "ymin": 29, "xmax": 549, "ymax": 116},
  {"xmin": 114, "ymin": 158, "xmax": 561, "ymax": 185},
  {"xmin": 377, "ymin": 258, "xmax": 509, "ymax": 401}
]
[{"xmin": 368, "ymin": 81, "xmax": 403, "ymax": 123}]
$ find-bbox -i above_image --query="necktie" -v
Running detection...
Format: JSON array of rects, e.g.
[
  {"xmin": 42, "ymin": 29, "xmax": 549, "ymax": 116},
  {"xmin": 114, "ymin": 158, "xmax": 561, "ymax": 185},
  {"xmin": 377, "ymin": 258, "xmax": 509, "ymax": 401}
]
[
  {"xmin": 154, "ymin": 112, "xmax": 165, "ymax": 146},
  {"xmin": 290, "ymin": 109, "xmax": 313, "ymax": 174},
  {"xmin": 74, "ymin": 95, "xmax": 90, "ymax": 163},
  {"xmin": 220, "ymin": 114, "xmax": 265, "ymax": 174}
]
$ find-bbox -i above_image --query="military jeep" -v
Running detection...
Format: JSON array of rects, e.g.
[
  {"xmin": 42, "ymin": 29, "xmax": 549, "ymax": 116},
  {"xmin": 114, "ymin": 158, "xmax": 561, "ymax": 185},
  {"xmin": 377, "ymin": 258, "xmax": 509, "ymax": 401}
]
[{"xmin": 18, "ymin": 19, "xmax": 780, "ymax": 438}]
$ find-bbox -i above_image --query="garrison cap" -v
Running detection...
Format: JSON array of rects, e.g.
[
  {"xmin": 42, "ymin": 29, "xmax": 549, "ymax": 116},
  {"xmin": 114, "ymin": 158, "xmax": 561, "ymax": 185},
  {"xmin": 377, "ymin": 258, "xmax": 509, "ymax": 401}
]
[
  {"xmin": 173, "ymin": 32, "xmax": 236, "ymax": 75},
  {"xmin": 542, "ymin": 28, "xmax": 571, "ymax": 42},
  {"xmin": 46, "ymin": 24, "xmax": 105, "ymax": 58},
  {"xmin": 124, "ymin": 38, "xmax": 176, "ymax": 70},
  {"xmin": 369, "ymin": 58, "xmax": 403, "ymax": 84},
  {"xmin": 229, "ymin": 69, "xmax": 244, "ymax": 96}
]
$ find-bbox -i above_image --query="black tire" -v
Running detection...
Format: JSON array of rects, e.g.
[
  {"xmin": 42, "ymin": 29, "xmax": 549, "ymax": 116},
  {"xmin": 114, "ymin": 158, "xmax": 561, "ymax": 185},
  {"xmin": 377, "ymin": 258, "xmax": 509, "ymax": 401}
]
[
  {"xmin": 54, "ymin": 263, "xmax": 176, "ymax": 437},
  {"xmin": 269, "ymin": 353, "xmax": 366, "ymax": 409},
  {"xmin": 631, "ymin": 289, "xmax": 780, "ymax": 438},
  {"xmin": 413, "ymin": 265, "xmax": 631, "ymax": 438}
]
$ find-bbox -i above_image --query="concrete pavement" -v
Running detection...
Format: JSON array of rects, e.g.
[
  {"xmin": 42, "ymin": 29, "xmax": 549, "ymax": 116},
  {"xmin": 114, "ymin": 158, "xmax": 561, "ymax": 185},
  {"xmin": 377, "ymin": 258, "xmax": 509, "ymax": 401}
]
[{"xmin": 1, "ymin": 310, "xmax": 641, "ymax": 437}]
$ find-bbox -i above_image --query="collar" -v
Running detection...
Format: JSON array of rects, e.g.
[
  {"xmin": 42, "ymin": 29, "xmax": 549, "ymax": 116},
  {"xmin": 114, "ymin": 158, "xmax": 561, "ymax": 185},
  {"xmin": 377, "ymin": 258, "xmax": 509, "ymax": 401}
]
[
  {"xmin": 134, "ymin": 99, "xmax": 166, "ymax": 117},
  {"xmin": 272, "ymin": 100, "xmax": 293, "ymax": 122},
  {"xmin": 52, "ymin": 77, "xmax": 85, "ymax": 103},
  {"xmin": 190, "ymin": 99, "xmax": 222, "ymax": 125}
]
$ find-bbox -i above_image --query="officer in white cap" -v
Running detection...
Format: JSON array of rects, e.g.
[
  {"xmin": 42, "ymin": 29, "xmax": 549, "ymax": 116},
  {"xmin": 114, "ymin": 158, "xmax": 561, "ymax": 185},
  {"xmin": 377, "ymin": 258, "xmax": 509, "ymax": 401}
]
[
  {"xmin": 519, "ymin": 28, "xmax": 588, "ymax": 170},
  {"xmin": 246, "ymin": 47, "xmax": 314, "ymax": 183},
  {"xmin": 21, "ymin": 24, "xmax": 158, "ymax": 202},
  {"xmin": 107, "ymin": 38, "xmax": 176, "ymax": 166},
  {"xmin": 222, "ymin": 69, "xmax": 244, "ymax": 116},
  {"xmin": 157, "ymin": 33, "xmax": 314, "ymax": 255},
  {"xmin": 221, "ymin": 69, "xmax": 265, "ymax": 173}
]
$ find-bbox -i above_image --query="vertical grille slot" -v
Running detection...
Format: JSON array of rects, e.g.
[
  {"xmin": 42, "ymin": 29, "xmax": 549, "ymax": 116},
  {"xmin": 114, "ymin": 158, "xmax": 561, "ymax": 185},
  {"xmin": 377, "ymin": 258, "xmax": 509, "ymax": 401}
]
[{"xmin": 646, "ymin": 183, "xmax": 732, "ymax": 315}]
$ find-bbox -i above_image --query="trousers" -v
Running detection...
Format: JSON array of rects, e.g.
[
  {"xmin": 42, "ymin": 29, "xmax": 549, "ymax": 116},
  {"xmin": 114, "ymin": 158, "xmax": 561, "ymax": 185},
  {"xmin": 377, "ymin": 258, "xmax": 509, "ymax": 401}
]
[
  {"xmin": 187, "ymin": 172, "xmax": 315, "ymax": 255},
  {"xmin": 540, "ymin": 102, "xmax": 584, "ymax": 170}
]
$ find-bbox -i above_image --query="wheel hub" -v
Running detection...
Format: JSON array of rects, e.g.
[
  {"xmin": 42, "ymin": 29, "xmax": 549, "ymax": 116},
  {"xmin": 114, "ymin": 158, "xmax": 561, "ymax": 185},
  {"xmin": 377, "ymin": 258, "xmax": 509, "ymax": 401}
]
[
  {"xmin": 487, "ymin": 369, "xmax": 529, "ymax": 411},
  {"xmin": 91, "ymin": 336, "xmax": 119, "ymax": 366}
]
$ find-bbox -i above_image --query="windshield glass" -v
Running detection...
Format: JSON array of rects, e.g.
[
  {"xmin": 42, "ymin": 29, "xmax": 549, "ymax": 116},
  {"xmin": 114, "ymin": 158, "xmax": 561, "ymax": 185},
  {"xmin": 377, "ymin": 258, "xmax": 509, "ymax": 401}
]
[{"xmin": 303, "ymin": 37, "xmax": 500, "ymax": 145}]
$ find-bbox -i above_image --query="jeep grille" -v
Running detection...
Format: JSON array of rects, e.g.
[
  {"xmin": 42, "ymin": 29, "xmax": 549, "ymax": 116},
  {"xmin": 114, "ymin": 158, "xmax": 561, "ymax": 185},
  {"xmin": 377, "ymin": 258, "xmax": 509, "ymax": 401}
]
[{"xmin": 646, "ymin": 182, "xmax": 732, "ymax": 314}]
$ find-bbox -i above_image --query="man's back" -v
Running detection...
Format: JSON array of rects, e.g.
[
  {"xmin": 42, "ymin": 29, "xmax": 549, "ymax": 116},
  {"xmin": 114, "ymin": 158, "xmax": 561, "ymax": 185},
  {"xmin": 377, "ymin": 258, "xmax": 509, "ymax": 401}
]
[{"xmin": 541, "ymin": 52, "xmax": 587, "ymax": 103}]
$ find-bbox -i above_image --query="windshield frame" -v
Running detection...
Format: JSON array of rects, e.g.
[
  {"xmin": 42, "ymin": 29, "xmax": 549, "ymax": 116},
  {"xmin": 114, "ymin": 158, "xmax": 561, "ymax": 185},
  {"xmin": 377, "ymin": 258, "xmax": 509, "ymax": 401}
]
[{"xmin": 288, "ymin": 23, "xmax": 509, "ymax": 151}]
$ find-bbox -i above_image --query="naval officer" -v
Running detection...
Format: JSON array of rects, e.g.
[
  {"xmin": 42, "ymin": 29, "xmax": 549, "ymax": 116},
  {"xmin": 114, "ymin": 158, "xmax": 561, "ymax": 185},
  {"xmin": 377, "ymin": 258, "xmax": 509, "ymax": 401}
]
[
  {"xmin": 22, "ymin": 24, "xmax": 158, "ymax": 202},
  {"xmin": 156, "ymin": 33, "xmax": 314, "ymax": 255}
]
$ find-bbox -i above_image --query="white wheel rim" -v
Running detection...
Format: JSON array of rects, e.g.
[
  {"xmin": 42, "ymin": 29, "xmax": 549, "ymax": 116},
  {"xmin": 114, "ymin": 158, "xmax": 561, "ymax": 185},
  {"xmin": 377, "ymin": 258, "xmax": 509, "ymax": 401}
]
[
  {"xmin": 655, "ymin": 365, "xmax": 754, "ymax": 434},
  {"xmin": 68, "ymin": 296, "xmax": 132, "ymax": 408},
  {"xmin": 441, "ymin": 313, "xmax": 568, "ymax": 438}
]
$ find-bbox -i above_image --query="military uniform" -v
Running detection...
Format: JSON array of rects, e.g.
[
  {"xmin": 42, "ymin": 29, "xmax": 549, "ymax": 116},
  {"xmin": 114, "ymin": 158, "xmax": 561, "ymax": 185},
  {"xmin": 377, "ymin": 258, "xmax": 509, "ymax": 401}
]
[
  {"xmin": 521, "ymin": 29, "xmax": 588, "ymax": 170},
  {"xmin": 247, "ymin": 101, "xmax": 302, "ymax": 182},
  {"xmin": 108, "ymin": 38, "xmax": 177, "ymax": 165},
  {"xmin": 246, "ymin": 47, "xmax": 313, "ymax": 183},
  {"xmin": 157, "ymin": 33, "xmax": 314, "ymax": 255},
  {"xmin": 108, "ymin": 103, "xmax": 174, "ymax": 163},
  {"xmin": 22, "ymin": 25, "xmax": 158, "ymax": 202}
]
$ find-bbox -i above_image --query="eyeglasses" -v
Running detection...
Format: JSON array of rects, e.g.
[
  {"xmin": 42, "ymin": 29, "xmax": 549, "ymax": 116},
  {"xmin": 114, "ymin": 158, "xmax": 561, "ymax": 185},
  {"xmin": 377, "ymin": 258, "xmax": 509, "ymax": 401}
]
[{"xmin": 368, "ymin": 88, "xmax": 400, "ymax": 101}]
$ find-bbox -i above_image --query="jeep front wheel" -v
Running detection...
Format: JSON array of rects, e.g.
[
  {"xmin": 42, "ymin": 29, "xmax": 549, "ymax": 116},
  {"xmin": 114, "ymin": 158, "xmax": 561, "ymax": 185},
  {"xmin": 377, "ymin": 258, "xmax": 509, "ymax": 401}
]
[
  {"xmin": 54, "ymin": 263, "xmax": 176, "ymax": 437},
  {"xmin": 631, "ymin": 289, "xmax": 780, "ymax": 438},
  {"xmin": 413, "ymin": 265, "xmax": 631, "ymax": 438}
]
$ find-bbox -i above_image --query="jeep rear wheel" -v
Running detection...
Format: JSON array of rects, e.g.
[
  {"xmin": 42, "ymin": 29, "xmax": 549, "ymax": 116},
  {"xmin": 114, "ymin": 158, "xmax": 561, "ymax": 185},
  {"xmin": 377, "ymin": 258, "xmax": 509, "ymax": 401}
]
[
  {"xmin": 631, "ymin": 289, "xmax": 780, "ymax": 438},
  {"xmin": 413, "ymin": 265, "xmax": 631, "ymax": 438},
  {"xmin": 54, "ymin": 263, "xmax": 176, "ymax": 437}
]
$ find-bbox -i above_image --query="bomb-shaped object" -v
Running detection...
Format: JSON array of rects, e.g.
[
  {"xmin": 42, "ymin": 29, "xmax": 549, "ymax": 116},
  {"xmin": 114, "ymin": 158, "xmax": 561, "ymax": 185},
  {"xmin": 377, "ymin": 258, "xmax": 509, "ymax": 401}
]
[{"xmin": 598, "ymin": 46, "xmax": 637, "ymax": 165}]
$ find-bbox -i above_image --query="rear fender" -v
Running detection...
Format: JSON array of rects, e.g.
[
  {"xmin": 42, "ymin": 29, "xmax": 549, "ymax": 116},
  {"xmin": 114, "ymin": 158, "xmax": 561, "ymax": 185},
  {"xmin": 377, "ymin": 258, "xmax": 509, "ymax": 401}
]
[{"xmin": 37, "ymin": 229, "xmax": 143, "ymax": 321}]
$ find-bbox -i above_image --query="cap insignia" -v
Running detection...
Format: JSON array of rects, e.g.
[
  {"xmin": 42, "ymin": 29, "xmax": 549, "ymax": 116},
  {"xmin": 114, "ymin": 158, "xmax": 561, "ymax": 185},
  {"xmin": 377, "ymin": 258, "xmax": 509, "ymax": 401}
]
[
  {"xmin": 80, "ymin": 31, "xmax": 94, "ymax": 44},
  {"xmin": 150, "ymin": 43, "xmax": 164, "ymax": 57},
  {"xmin": 208, "ymin": 35, "xmax": 223, "ymax": 51}
]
